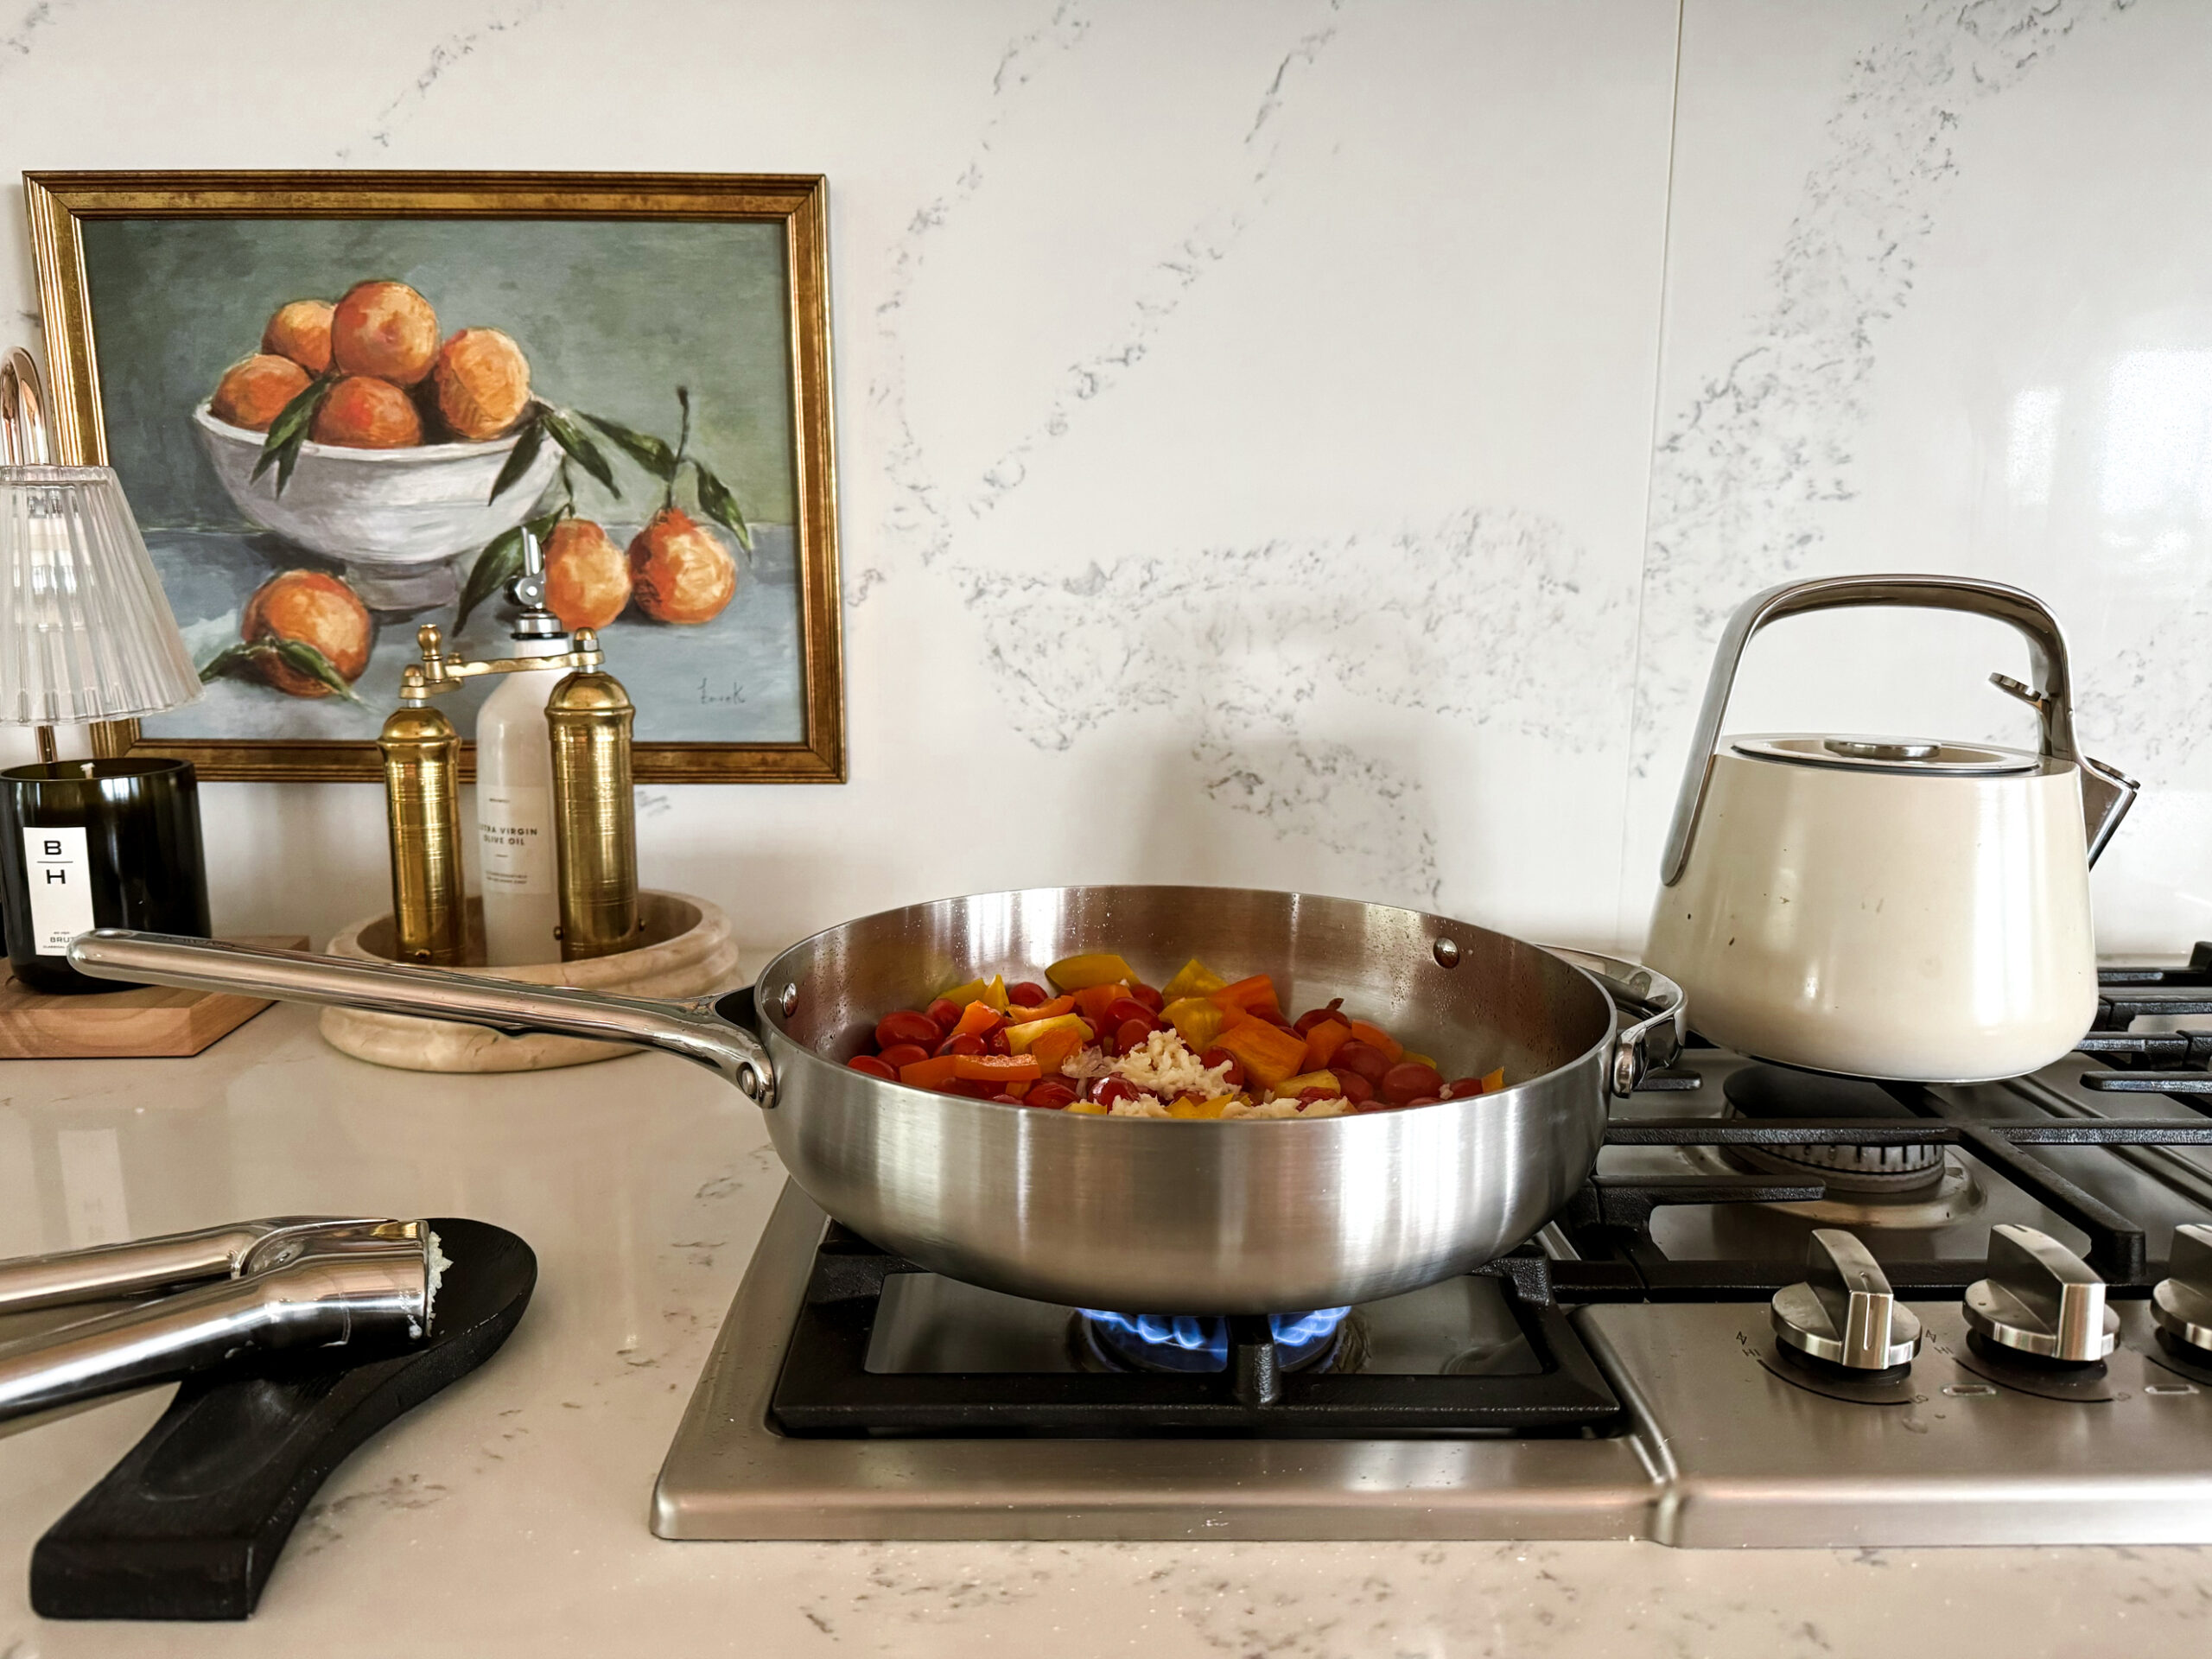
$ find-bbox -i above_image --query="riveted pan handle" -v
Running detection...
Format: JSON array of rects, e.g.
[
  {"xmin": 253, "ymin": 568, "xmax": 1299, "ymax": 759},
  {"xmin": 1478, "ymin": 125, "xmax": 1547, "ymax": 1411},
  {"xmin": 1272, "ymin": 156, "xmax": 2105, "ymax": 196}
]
[
  {"xmin": 1545, "ymin": 947, "xmax": 1684, "ymax": 1097},
  {"xmin": 1659, "ymin": 575, "xmax": 2137, "ymax": 887},
  {"xmin": 67, "ymin": 931, "xmax": 776, "ymax": 1107}
]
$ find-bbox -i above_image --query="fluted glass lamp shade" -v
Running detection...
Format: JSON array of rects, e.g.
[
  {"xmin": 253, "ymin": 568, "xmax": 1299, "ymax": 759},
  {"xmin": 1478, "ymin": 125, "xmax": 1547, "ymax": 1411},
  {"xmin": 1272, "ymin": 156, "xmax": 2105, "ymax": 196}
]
[{"xmin": 0, "ymin": 464, "xmax": 200, "ymax": 726}]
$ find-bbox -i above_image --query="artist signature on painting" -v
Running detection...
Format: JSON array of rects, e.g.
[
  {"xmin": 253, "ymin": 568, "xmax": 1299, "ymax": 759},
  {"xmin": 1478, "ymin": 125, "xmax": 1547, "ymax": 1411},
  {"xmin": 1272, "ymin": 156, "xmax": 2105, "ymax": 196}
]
[{"xmin": 696, "ymin": 678, "xmax": 750, "ymax": 707}]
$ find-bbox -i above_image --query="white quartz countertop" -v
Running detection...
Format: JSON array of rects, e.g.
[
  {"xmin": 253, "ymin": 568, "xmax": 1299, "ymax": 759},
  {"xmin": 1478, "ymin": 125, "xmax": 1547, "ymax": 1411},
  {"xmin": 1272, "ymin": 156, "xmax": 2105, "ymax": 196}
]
[{"xmin": 2, "ymin": 1004, "xmax": 2208, "ymax": 1656}]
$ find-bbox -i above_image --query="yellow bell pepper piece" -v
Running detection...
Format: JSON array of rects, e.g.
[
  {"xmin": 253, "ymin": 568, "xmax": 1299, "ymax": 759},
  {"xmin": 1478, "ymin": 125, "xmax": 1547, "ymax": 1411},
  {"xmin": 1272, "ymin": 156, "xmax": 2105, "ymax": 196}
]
[
  {"xmin": 1483, "ymin": 1066, "xmax": 1506, "ymax": 1092},
  {"xmin": 1161, "ymin": 996, "xmax": 1226, "ymax": 1051},
  {"xmin": 1004, "ymin": 1011, "xmax": 1090, "ymax": 1053},
  {"xmin": 938, "ymin": 977, "xmax": 986, "ymax": 1007},
  {"xmin": 1267, "ymin": 1070, "xmax": 1341, "ymax": 1101},
  {"xmin": 980, "ymin": 974, "xmax": 1010, "ymax": 1013},
  {"xmin": 1160, "ymin": 957, "xmax": 1229, "ymax": 1000},
  {"xmin": 1065, "ymin": 1099, "xmax": 1109, "ymax": 1116},
  {"xmin": 1403, "ymin": 1052, "xmax": 1438, "ymax": 1071},
  {"xmin": 1166, "ymin": 1097, "xmax": 1228, "ymax": 1119},
  {"xmin": 1047, "ymin": 952, "xmax": 1137, "ymax": 992}
]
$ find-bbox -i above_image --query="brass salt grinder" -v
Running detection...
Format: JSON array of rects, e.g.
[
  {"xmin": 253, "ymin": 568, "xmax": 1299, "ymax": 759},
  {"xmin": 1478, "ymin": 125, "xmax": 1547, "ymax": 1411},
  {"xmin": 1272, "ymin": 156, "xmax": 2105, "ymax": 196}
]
[{"xmin": 377, "ymin": 530, "xmax": 643, "ymax": 965}]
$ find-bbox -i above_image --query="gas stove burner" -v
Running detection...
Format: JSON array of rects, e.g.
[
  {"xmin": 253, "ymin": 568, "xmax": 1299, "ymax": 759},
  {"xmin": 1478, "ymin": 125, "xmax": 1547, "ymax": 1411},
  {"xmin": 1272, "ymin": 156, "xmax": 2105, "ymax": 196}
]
[
  {"xmin": 1721, "ymin": 1064, "xmax": 1948, "ymax": 1192},
  {"xmin": 1074, "ymin": 1306, "xmax": 1355, "ymax": 1375}
]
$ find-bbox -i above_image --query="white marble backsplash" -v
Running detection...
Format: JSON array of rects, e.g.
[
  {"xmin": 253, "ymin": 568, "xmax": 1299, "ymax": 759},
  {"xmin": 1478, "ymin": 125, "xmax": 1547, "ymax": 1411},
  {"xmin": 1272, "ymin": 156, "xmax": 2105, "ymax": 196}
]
[{"xmin": 1, "ymin": 0, "xmax": 2207, "ymax": 960}]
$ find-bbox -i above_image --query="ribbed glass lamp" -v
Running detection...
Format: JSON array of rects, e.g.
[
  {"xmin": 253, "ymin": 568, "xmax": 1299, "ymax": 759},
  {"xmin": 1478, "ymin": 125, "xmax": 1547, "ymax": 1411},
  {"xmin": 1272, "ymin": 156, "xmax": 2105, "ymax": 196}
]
[
  {"xmin": 0, "ymin": 462, "xmax": 202, "ymax": 737},
  {"xmin": 0, "ymin": 349, "xmax": 211, "ymax": 994}
]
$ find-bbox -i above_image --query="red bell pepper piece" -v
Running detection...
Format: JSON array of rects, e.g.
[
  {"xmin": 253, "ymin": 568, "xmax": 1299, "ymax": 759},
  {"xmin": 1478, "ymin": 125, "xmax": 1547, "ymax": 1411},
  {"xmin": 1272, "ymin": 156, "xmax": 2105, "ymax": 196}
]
[
  {"xmin": 950, "ymin": 1001, "xmax": 1007, "ymax": 1040},
  {"xmin": 953, "ymin": 1052, "xmax": 1042, "ymax": 1083}
]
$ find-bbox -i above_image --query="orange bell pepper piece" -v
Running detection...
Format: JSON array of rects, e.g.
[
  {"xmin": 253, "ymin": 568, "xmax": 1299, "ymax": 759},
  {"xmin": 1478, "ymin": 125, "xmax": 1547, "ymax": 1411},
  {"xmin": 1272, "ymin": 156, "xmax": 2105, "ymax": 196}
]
[
  {"xmin": 951, "ymin": 1001, "xmax": 1007, "ymax": 1039},
  {"xmin": 1345, "ymin": 1020, "xmax": 1403, "ymax": 1062},
  {"xmin": 953, "ymin": 1052, "xmax": 1042, "ymax": 1082},
  {"xmin": 898, "ymin": 1055, "xmax": 961, "ymax": 1090},
  {"xmin": 1209, "ymin": 974, "xmax": 1279, "ymax": 1015},
  {"xmin": 1071, "ymin": 982, "xmax": 1131, "ymax": 1024},
  {"xmin": 1030, "ymin": 1025, "xmax": 1090, "ymax": 1077},
  {"xmin": 1213, "ymin": 1020, "xmax": 1308, "ymax": 1090},
  {"xmin": 1006, "ymin": 994, "xmax": 1075, "ymax": 1021},
  {"xmin": 1303, "ymin": 1019, "xmax": 1353, "ymax": 1071},
  {"xmin": 1483, "ymin": 1066, "xmax": 1505, "ymax": 1092}
]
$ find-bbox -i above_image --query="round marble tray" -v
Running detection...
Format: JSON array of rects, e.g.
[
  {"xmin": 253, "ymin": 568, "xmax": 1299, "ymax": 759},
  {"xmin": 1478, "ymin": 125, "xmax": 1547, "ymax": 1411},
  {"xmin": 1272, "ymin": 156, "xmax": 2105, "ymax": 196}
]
[{"xmin": 317, "ymin": 889, "xmax": 741, "ymax": 1073}]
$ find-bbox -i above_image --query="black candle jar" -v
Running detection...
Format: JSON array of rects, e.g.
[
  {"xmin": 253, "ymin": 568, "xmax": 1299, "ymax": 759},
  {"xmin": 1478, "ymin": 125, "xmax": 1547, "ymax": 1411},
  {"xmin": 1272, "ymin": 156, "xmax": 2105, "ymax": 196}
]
[{"xmin": 0, "ymin": 756, "xmax": 210, "ymax": 995}]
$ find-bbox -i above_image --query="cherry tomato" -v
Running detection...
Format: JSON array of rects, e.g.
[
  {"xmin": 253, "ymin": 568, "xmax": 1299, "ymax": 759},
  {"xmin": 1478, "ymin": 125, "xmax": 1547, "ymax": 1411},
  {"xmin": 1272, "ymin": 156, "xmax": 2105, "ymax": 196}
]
[
  {"xmin": 1096, "ymin": 1077, "xmax": 1138, "ymax": 1109},
  {"xmin": 1333, "ymin": 1041, "xmax": 1390, "ymax": 1084},
  {"xmin": 1103, "ymin": 996, "xmax": 1153, "ymax": 1028},
  {"xmin": 1402, "ymin": 1096, "xmax": 1441, "ymax": 1109},
  {"xmin": 1354, "ymin": 1098, "xmax": 1400, "ymax": 1113},
  {"xmin": 925, "ymin": 997, "xmax": 963, "ymax": 1034},
  {"xmin": 878, "ymin": 1041, "xmax": 931, "ymax": 1070},
  {"xmin": 989, "ymin": 1092, "xmax": 1024, "ymax": 1104},
  {"xmin": 1129, "ymin": 983, "xmax": 1164, "ymax": 1013},
  {"xmin": 1294, "ymin": 1000, "xmax": 1346, "ymax": 1035},
  {"xmin": 1199, "ymin": 1047, "xmax": 1245, "ymax": 1087},
  {"xmin": 983, "ymin": 1027, "xmax": 1012, "ymax": 1055},
  {"xmin": 935, "ymin": 1031, "xmax": 986, "ymax": 1059},
  {"xmin": 946, "ymin": 1077, "xmax": 1001, "ymax": 1098},
  {"xmin": 1008, "ymin": 981, "xmax": 1049, "ymax": 1006},
  {"xmin": 1115, "ymin": 1016, "xmax": 1160, "ymax": 1055},
  {"xmin": 848, "ymin": 1054, "xmax": 896, "ymax": 1080},
  {"xmin": 1335, "ymin": 1070, "xmax": 1375, "ymax": 1103},
  {"xmin": 876, "ymin": 1009, "xmax": 941, "ymax": 1051},
  {"xmin": 1027, "ymin": 1080, "xmax": 1078, "ymax": 1109},
  {"xmin": 1441, "ymin": 1077, "xmax": 1487, "ymax": 1099},
  {"xmin": 1296, "ymin": 1086, "xmax": 1337, "ymax": 1108},
  {"xmin": 1382, "ymin": 1061, "xmax": 1445, "ymax": 1106}
]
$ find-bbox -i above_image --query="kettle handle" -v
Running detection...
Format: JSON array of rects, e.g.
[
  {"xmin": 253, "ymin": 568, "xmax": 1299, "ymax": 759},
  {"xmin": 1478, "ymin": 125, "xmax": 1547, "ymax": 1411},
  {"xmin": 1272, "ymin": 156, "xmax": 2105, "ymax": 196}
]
[{"xmin": 1659, "ymin": 575, "xmax": 2138, "ymax": 887}]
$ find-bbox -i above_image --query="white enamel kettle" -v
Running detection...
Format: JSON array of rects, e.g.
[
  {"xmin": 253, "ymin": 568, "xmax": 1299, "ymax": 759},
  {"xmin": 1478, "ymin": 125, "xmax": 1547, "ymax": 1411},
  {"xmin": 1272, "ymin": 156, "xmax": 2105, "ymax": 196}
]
[{"xmin": 1643, "ymin": 575, "xmax": 2138, "ymax": 1083}]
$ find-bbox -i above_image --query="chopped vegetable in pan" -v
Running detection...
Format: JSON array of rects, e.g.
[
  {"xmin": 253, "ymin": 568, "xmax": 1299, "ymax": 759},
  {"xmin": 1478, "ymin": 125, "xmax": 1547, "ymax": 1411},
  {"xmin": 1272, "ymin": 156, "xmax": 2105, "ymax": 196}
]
[{"xmin": 842, "ymin": 953, "xmax": 1506, "ymax": 1116}]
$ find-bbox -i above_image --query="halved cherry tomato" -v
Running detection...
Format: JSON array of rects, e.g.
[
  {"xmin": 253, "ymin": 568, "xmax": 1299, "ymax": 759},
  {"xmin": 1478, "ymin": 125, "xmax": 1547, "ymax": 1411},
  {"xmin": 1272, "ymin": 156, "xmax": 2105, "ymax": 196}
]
[
  {"xmin": 1335, "ymin": 1070, "xmax": 1375, "ymax": 1103},
  {"xmin": 1332, "ymin": 1040, "xmax": 1390, "ymax": 1085},
  {"xmin": 1199, "ymin": 1046, "xmax": 1245, "ymax": 1087},
  {"xmin": 1095, "ymin": 1077, "xmax": 1139, "ymax": 1109},
  {"xmin": 1345, "ymin": 1020, "xmax": 1403, "ymax": 1063},
  {"xmin": 878, "ymin": 1041, "xmax": 931, "ymax": 1071},
  {"xmin": 1027, "ymin": 1079, "xmax": 1078, "ymax": 1109},
  {"xmin": 935, "ymin": 1031, "xmax": 986, "ymax": 1059},
  {"xmin": 876, "ymin": 1009, "xmax": 940, "ymax": 1050},
  {"xmin": 1294, "ymin": 1001, "xmax": 1345, "ymax": 1035},
  {"xmin": 1441, "ymin": 1077, "xmax": 1487, "ymax": 1099},
  {"xmin": 1382, "ymin": 1061, "xmax": 1444, "ymax": 1106},
  {"xmin": 848, "ymin": 1054, "xmax": 896, "ymax": 1080},
  {"xmin": 1129, "ymin": 983, "xmax": 1164, "ymax": 1013},
  {"xmin": 1103, "ymin": 996, "xmax": 1154, "ymax": 1028},
  {"xmin": 1296, "ymin": 1086, "xmax": 1338, "ymax": 1108},
  {"xmin": 990, "ymin": 1092, "xmax": 1023, "ymax": 1103},
  {"xmin": 1007, "ymin": 981, "xmax": 1049, "ymax": 1006},
  {"xmin": 983, "ymin": 1027, "xmax": 1012, "ymax": 1055},
  {"xmin": 1402, "ymin": 1096, "xmax": 1440, "ymax": 1109},
  {"xmin": 925, "ymin": 997, "xmax": 963, "ymax": 1034}
]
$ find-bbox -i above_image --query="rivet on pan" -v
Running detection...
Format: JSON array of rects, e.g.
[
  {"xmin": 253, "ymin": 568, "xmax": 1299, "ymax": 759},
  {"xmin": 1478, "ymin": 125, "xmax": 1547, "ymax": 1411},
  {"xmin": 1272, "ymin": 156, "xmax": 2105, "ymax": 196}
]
[
  {"xmin": 779, "ymin": 982, "xmax": 799, "ymax": 1017},
  {"xmin": 1433, "ymin": 938, "xmax": 1460, "ymax": 969}
]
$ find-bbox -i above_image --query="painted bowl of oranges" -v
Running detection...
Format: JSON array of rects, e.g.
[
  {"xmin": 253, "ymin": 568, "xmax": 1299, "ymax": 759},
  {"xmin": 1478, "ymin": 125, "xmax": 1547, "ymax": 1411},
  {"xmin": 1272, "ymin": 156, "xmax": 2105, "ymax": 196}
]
[{"xmin": 194, "ymin": 281, "xmax": 560, "ymax": 611}]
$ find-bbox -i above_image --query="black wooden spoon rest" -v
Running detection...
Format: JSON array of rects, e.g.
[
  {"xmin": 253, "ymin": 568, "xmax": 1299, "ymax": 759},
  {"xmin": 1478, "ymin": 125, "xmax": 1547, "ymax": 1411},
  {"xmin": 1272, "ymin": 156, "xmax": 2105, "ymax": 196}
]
[{"xmin": 29, "ymin": 1216, "xmax": 534, "ymax": 1621}]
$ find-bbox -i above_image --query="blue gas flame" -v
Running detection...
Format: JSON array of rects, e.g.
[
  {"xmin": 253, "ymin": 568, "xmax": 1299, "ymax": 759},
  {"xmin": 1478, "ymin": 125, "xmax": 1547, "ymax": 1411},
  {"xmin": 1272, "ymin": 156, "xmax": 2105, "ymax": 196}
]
[{"xmin": 1079, "ymin": 1306, "xmax": 1351, "ymax": 1370}]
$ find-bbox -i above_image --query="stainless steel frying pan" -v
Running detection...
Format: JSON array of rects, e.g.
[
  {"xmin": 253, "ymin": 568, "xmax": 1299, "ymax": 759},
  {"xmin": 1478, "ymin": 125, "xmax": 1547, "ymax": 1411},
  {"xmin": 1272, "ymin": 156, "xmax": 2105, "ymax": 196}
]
[{"xmin": 71, "ymin": 887, "xmax": 1681, "ymax": 1315}]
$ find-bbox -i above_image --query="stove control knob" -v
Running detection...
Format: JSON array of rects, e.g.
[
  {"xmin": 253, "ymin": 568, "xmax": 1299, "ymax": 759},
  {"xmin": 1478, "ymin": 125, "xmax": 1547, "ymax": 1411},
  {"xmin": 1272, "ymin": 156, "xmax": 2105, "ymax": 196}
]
[
  {"xmin": 1770, "ymin": 1228, "xmax": 1922, "ymax": 1371},
  {"xmin": 2152, "ymin": 1224, "xmax": 2212, "ymax": 1359},
  {"xmin": 1964, "ymin": 1224, "xmax": 2119, "ymax": 1363}
]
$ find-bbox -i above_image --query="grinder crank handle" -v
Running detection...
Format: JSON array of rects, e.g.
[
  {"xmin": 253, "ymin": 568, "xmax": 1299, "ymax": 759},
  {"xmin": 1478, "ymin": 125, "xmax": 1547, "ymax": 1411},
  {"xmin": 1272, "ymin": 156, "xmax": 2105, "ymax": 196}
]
[{"xmin": 67, "ymin": 931, "xmax": 775, "ymax": 1107}]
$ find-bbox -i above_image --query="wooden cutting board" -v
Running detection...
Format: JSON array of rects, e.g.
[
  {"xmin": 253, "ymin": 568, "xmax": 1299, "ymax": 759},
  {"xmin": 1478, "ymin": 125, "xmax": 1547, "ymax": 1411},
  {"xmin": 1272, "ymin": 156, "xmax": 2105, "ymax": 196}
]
[{"xmin": 0, "ymin": 935, "xmax": 308, "ymax": 1060}]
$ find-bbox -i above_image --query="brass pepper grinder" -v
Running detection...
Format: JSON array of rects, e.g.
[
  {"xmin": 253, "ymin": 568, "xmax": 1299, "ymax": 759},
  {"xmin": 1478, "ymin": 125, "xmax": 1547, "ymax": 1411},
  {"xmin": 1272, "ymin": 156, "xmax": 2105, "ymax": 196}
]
[
  {"xmin": 546, "ymin": 638, "xmax": 642, "ymax": 961},
  {"xmin": 378, "ymin": 666, "xmax": 467, "ymax": 964},
  {"xmin": 377, "ymin": 530, "xmax": 626, "ymax": 966}
]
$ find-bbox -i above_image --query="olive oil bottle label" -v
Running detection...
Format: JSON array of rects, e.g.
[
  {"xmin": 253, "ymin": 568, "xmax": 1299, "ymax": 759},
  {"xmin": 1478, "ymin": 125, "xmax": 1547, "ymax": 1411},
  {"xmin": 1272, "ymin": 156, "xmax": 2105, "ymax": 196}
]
[
  {"xmin": 22, "ymin": 826, "xmax": 96, "ymax": 956},
  {"xmin": 480, "ymin": 785, "xmax": 554, "ymax": 893}
]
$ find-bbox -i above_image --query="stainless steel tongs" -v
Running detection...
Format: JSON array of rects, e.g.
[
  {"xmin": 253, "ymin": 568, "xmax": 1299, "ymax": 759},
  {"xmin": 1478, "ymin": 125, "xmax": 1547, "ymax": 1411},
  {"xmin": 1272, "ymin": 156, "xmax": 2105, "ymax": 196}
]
[{"xmin": 0, "ymin": 1216, "xmax": 438, "ymax": 1426}]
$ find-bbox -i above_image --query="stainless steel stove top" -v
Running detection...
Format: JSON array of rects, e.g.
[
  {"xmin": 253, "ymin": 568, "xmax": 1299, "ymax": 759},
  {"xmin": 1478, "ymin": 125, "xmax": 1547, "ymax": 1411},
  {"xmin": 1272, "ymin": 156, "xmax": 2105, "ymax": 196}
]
[{"xmin": 652, "ymin": 967, "xmax": 2212, "ymax": 1548}]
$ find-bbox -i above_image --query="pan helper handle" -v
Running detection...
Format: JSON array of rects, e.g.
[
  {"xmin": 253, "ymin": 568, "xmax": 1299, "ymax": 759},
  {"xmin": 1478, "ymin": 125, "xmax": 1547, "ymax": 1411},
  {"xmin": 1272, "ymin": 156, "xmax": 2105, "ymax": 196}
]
[
  {"xmin": 1543, "ymin": 948, "xmax": 1685, "ymax": 1097},
  {"xmin": 67, "ymin": 931, "xmax": 776, "ymax": 1107}
]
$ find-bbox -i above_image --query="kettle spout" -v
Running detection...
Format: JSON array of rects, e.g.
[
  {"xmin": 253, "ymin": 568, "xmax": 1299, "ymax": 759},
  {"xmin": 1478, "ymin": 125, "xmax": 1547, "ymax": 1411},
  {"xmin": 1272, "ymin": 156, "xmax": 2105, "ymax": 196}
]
[{"xmin": 2080, "ymin": 754, "xmax": 2139, "ymax": 866}]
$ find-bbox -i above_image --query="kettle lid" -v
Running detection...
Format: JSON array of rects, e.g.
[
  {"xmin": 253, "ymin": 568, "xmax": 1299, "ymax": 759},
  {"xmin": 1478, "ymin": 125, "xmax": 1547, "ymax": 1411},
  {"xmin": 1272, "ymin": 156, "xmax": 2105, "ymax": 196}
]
[{"xmin": 1730, "ymin": 733, "xmax": 2042, "ymax": 776}]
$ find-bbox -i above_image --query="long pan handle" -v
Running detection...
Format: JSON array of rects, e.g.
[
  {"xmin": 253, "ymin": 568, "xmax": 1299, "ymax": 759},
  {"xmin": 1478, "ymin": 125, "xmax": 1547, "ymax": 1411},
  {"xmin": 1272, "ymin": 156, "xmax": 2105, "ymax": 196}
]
[{"xmin": 67, "ymin": 931, "xmax": 776, "ymax": 1105}]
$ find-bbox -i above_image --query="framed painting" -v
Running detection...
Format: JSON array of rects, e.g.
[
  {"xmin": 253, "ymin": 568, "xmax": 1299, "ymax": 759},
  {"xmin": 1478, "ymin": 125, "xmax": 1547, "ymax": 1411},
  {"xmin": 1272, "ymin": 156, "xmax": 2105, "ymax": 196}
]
[{"xmin": 24, "ymin": 170, "xmax": 842, "ymax": 783}]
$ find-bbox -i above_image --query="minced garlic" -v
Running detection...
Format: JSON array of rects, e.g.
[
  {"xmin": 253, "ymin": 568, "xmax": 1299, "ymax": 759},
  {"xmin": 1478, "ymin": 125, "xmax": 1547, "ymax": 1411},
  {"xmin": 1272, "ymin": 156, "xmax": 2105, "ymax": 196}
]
[{"xmin": 1109, "ymin": 1028, "xmax": 1236, "ymax": 1100}]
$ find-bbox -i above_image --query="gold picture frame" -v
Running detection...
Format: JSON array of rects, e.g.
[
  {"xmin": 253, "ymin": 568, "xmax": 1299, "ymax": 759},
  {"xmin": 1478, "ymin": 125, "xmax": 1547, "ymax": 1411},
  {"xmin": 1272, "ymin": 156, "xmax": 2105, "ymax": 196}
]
[{"xmin": 25, "ymin": 170, "xmax": 844, "ymax": 783}]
